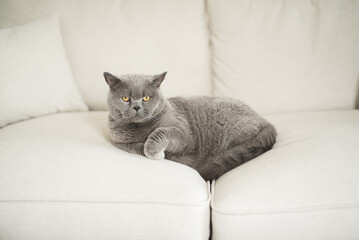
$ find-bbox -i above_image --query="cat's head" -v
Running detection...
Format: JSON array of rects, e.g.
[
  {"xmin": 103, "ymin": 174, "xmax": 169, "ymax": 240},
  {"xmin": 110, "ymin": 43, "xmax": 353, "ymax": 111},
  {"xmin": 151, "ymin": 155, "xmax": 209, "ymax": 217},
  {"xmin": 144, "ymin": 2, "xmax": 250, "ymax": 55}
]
[{"xmin": 104, "ymin": 72, "xmax": 167, "ymax": 124}]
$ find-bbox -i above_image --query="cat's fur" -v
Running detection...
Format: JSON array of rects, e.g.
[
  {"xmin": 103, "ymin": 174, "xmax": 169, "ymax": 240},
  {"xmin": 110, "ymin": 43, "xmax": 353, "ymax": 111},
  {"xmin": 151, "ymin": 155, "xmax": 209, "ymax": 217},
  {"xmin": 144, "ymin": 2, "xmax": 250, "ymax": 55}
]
[{"xmin": 104, "ymin": 71, "xmax": 277, "ymax": 181}]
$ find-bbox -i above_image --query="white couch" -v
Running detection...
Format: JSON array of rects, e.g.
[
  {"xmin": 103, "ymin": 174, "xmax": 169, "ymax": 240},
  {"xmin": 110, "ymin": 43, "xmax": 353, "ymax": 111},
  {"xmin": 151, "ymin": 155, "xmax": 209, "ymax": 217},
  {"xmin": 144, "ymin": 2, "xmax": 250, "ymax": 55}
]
[{"xmin": 0, "ymin": 0, "xmax": 358, "ymax": 239}]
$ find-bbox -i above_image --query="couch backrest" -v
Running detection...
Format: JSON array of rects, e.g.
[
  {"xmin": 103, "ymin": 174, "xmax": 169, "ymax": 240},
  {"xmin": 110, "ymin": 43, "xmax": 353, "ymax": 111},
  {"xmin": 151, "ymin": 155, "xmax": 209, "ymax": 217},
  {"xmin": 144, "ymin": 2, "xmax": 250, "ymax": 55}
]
[
  {"xmin": 0, "ymin": 0, "xmax": 210, "ymax": 110},
  {"xmin": 209, "ymin": 0, "xmax": 359, "ymax": 114},
  {"xmin": 1, "ymin": 0, "xmax": 359, "ymax": 114}
]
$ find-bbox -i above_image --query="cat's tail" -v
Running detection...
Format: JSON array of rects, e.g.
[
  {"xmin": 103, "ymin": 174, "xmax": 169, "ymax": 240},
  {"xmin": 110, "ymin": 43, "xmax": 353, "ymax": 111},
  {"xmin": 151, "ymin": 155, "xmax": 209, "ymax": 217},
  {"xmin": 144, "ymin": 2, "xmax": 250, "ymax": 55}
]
[
  {"xmin": 241, "ymin": 123, "xmax": 277, "ymax": 158},
  {"xmin": 199, "ymin": 123, "xmax": 277, "ymax": 181}
]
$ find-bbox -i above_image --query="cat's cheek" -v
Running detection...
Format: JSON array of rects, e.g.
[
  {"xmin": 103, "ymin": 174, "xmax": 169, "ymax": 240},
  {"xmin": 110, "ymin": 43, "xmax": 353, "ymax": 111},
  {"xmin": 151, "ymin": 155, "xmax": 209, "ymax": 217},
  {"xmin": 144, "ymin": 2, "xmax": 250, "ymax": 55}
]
[{"xmin": 109, "ymin": 109, "xmax": 119, "ymax": 119}]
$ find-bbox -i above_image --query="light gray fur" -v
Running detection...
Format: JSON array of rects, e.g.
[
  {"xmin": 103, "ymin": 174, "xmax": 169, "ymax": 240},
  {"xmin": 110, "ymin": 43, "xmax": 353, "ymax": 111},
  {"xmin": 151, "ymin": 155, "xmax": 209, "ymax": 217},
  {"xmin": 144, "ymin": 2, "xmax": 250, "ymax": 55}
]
[{"xmin": 104, "ymin": 72, "xmax": 277, "ymax": 181}]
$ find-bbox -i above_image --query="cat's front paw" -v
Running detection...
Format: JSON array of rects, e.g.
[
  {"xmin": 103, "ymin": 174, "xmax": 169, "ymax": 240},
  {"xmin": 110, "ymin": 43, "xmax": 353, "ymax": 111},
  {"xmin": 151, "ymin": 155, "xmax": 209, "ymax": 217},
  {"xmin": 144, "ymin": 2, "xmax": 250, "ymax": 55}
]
[
  {"xmin": 144, "ymin": 129, "xmax": 169, "ymax": 160},
  {"xmin": 145, "ymin": 149, "xmax": 165, "ymax": 160},
  {"xmin": 144, "ymin": 141, "xmax": 165, "ymax": 160},
  {"xmin": 144, "ymin": 147, "xmax": 165, "ymax": 160}
]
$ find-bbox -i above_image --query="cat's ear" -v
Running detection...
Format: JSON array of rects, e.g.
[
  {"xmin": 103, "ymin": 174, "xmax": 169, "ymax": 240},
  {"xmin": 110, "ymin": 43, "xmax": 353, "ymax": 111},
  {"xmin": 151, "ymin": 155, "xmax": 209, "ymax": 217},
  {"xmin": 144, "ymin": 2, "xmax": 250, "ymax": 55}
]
[
  {"xmin": 151, "ymin": 71, "xmax": 167, "ymax": 88},
  {"xmin": 104, "ymin": 72, "xmax": 120, "ymax": 88}
]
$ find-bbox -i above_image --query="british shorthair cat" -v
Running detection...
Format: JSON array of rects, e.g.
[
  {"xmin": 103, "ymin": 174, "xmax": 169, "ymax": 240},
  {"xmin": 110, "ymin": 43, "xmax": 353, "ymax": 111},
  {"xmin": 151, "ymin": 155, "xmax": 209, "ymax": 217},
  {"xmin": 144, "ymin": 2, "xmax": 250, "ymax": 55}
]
[{"xmin": 104, "ymin": 71, "xmax": 276, "ymax": 181}]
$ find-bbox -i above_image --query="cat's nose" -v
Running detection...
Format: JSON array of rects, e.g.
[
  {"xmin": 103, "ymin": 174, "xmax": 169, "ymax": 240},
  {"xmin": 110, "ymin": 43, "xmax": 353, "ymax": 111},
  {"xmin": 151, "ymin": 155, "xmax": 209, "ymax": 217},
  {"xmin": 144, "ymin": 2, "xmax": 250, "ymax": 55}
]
[{"xmin": 133, "ymin": 106, "xmax": 140, "ymax": 112}]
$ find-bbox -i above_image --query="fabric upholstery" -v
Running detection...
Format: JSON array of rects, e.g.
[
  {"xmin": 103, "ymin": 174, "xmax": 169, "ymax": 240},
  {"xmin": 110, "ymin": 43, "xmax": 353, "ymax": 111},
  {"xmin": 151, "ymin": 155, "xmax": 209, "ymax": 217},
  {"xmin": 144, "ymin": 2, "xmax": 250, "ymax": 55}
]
[
  {"xmin": 0, "ymin": 0, "xmax": 211, "ymax": 110},
  {"xmin": 0, "ymin": 15, "xmax": 87, "ymax": 128},
  {"xmin": 212, "ymin": 110, "xmax": 359, "ymax": 240},
  {"xmin": 0, "ymin": 112, "xmax": 210, "ymax": 240},
  {"xmin": 209, "ymin": 0, "xmax": 359, "ymax": 114}
]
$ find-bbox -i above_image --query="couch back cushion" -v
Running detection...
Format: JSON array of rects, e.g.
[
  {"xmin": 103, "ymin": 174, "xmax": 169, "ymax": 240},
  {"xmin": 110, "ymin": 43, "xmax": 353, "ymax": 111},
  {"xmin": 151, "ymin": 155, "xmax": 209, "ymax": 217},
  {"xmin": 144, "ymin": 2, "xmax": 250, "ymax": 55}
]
[
  {"xmin": 0, "ymin": 0, "xmax": 210, "ymax": 110},
  {"xmin": 209, "ymin": 0, "xmax": 359, "ymax": 114},
  {"xmin": 0, "ymin": 15, "xmax": 88, "ymax": 128}
]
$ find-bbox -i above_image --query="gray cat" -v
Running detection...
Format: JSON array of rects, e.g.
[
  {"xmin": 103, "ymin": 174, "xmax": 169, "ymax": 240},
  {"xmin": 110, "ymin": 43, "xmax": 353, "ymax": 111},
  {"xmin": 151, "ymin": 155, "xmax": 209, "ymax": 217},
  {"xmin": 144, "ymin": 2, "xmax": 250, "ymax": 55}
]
[{"xmin": 104, "ymin": 71, "xmax": 276, "ymax": 181}]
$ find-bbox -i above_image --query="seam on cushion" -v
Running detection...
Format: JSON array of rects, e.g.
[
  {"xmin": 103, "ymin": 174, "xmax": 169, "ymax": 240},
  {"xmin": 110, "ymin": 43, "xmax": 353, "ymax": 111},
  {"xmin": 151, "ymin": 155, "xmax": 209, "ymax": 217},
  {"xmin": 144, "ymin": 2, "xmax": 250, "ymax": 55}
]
[
  {"xmin": 212, "ymin": 203, "xmax": 359, "ymax": 216},
  {"xmin": 211, "ymin": 180, "xmax": 359, "ymax": 215},
  {"xmin": 0, "ymin": 183, "xmax": 212, "ymax": 207},
  {"xmin": 0, "ymin": 199, "xmax": 210, "ymax": 207}
]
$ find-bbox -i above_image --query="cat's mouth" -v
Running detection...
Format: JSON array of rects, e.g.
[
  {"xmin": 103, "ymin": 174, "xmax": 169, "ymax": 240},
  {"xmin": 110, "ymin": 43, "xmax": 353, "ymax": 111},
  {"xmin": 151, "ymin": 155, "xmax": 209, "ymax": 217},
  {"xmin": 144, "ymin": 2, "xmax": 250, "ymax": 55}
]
[
  {"xmin": 128, "ymin": 111, "xmax": 146, "ymax": 122},
  {"xmin": 119, "ymin": 109, "xmax": 152, "ymax": 124}
]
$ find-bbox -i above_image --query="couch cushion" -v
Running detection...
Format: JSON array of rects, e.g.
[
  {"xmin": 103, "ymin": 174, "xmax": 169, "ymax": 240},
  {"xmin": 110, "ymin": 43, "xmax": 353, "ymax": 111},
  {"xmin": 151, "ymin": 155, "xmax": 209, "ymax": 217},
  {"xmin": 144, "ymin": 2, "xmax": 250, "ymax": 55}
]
[
  {"xmin": 0, "ymin": 15, "xmax": 87, "ymax": 128},
  {"xmin": 211, "ymin": 110, "xmax": 359, "ymax": 240},
  {"xmin": 209, "ymin": 0, "xmax": 359, "ymax": 114},
  {"xmin": 0, "ymin": 112, "xmax": 210, "ymax": 240},
  {"xmin": 0, "ymin": 0, "xmax": 210, "ymax": 110}
]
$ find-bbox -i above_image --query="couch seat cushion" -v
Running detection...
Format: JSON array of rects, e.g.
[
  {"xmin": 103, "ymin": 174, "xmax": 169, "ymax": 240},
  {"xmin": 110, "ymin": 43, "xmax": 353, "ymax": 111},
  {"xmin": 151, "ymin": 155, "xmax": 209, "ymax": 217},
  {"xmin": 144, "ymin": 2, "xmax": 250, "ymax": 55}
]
[
  {"xmin": 212, "ymin": 110, "xmax": 359, "ymax": 240},
  {"xmin": 0, "ymin": 112, "xmax": 210, "ymax": 240}
]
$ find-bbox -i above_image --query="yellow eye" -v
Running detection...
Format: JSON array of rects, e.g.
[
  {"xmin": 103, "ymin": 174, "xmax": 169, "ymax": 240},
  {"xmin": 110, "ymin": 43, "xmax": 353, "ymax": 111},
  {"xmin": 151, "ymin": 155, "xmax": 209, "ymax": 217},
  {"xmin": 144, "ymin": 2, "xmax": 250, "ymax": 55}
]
[
  {"xmin": 121, "ymin": 96, "xmax": 130, "ymax": 102},
  {"xmin": 142, "ymin": 96, "xmax": 151, "ymax": 102}
]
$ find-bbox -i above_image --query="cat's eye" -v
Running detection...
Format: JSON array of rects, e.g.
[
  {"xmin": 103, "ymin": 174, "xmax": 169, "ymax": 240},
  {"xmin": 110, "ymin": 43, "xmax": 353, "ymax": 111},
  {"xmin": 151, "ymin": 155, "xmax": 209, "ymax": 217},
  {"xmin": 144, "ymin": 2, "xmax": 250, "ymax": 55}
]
[
  {"xmin": 142, "ymin": 96, "xmax": 151, "ymax": 102},
  {"xmin": 121, "ymin": 96, "xmax": 130, "ymax": 102}
]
